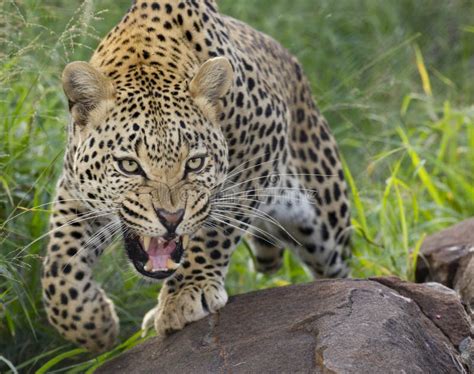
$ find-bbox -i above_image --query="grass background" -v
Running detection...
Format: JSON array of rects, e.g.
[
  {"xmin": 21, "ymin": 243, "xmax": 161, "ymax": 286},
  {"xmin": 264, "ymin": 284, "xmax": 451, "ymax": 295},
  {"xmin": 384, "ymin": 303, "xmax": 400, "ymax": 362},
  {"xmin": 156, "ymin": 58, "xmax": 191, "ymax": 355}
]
[{"xmin": 1, "ymin": 0, "xmax": 473, "ymax": 372}]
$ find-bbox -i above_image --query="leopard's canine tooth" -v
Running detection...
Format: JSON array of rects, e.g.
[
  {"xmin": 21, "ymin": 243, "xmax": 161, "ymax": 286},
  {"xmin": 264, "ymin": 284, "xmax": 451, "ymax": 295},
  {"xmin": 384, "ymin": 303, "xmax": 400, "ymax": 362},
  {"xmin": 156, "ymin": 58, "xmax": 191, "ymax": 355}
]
[
  {"xmin": 182, "ymin": 234, "xmax": 190, "ymax": 249},
  {"xmin": 144, "ymin": 259, "xmax": 153, "ymax": 272},
  {"xmin": 142, "ymin": 236, "xmax": 151, "ymax": 252}
]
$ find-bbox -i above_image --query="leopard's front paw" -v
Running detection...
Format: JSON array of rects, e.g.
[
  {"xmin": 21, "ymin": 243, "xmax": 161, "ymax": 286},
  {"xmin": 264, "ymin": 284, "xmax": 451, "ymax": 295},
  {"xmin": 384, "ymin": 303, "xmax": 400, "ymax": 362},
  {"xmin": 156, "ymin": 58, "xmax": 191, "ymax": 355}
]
[{"xmin": 143, "ymin": 280, "xmax": 228, "ymax": 337}]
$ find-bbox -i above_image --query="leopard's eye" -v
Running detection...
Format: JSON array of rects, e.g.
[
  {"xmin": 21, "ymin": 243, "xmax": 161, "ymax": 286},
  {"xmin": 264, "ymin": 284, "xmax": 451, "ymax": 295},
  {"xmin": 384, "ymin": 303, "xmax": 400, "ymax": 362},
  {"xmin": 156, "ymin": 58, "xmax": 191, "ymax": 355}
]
[
  {"xmin": 185, "ymin": 156, "xmax": 206, "ymax": 173},
  {"xmin": 117, "ymin": 158, "xmax": 143, "ymax": 176}
]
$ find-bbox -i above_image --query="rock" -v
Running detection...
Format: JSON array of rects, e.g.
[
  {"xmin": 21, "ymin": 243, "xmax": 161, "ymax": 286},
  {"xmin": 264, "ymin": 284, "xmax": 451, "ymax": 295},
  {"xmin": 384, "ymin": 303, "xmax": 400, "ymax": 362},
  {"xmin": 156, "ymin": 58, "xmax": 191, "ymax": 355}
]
[
  {"xmin": 373, "ymin": 276, "xmax": 471, "ymax": 346},
  {"xmin": 415, "ymin": 218, "xmax": 474, "ymax": 317},
  {"xmin": 97, "ymin": 278, "xmax": 471, "ymax": 374},
  {"xmin": 460, "ymin": 337, "xmax": 474, "ymax": 373}
]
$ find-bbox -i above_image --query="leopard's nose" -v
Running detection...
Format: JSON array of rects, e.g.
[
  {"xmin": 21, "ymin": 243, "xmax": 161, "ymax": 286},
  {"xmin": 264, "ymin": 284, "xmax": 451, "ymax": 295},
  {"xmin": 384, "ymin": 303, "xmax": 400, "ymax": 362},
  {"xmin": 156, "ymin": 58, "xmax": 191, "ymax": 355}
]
[{"xmin": 156, "ymin": 208, "xmax": 184, "ymax": 234}]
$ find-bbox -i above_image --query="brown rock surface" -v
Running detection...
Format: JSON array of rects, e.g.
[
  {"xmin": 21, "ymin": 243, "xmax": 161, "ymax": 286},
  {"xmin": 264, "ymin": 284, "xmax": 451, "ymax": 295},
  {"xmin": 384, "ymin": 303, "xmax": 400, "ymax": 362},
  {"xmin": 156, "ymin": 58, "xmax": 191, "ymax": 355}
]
[
  {"xmin": 415, "ymin": 218, "xmax": 474, "ymax": 316},
  {"xmin": 98, "ymin": 278, "xmax": 471, "ymax": 374},
  {"xmin": 373, "ymin": 276, "xmax": 470, "ymax": 346}
]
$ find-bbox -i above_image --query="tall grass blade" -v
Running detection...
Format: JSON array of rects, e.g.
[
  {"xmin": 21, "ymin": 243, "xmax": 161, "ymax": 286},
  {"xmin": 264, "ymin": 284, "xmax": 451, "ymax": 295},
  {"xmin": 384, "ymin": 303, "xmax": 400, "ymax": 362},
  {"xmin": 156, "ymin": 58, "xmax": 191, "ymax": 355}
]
[
  {"xmin": 341, "ymin": 157, "xmax": 371, "ymax": 241},
  {"xmin": 413, "ymin": 44, "xmax": 432, "ymax": 96},
  {"xmin": 397, "ymin": 127, "xmax": 444, "ymax": 207},
  {"xmin": 35, "ymin": 348, "xmax": 88, "ymax": 374}
]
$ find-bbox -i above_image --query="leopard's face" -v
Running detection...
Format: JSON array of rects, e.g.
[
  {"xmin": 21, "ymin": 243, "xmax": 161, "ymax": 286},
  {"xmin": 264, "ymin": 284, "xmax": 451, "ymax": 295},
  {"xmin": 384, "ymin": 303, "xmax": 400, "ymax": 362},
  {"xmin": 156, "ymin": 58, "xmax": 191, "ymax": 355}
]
[{"xmin": 63, "ymin": 58, "xmax": 233, "ymax": 279}]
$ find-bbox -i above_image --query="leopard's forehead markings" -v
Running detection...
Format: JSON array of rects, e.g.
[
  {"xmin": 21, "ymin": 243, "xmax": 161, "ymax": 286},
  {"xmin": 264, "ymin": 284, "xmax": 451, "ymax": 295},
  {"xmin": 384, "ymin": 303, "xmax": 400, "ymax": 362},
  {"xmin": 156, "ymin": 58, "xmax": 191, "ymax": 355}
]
[
  {"xmin": 88, "ymin": 0, "xmax": 222, "ymax": 170},
  {"xmin": 106, "ymin": 88, "xmax": 198, "ymax": 169}
]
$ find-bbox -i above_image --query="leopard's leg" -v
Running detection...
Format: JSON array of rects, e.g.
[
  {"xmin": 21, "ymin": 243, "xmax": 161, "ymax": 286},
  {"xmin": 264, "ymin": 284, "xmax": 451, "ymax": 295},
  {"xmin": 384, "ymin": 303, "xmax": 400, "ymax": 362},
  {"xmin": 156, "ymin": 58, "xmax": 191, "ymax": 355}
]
[
  {"xmin": 290, "ymin": 190, "xmax": 350, "ymax": 278},
  {"xmin": 287, "ymin": 214, "xmax": 351, "ymax": 279},
  {"xmin": 253, "ymin": 173, "xmax": 351, "ymax": 279},
  {"xmin": 142, "ymin": 226, "xmax": 240, "ymax": 337},
  {"xmin": 41, "ymin": 182, "xmax": 119, "ymax": 352},
  {"xmin": 246, "ymin": 234, "xmax": 284, "ymax": 274}
]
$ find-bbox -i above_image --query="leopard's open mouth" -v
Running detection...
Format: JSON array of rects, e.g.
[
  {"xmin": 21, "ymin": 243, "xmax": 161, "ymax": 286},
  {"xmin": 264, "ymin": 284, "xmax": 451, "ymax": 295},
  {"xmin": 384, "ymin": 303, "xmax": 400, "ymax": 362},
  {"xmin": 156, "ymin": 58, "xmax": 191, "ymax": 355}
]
[{"xmin": 123, "ymin": 231, "xmax": 188, "ymax": 279}]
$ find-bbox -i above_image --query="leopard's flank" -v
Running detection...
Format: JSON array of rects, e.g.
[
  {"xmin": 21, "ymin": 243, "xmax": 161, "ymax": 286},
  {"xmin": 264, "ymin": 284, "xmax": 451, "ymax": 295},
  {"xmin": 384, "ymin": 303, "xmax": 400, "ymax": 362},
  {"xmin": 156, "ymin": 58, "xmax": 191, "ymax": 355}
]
[{"xmin": 41, "ymin": 0, "xmax": 351, "ymax": 351}]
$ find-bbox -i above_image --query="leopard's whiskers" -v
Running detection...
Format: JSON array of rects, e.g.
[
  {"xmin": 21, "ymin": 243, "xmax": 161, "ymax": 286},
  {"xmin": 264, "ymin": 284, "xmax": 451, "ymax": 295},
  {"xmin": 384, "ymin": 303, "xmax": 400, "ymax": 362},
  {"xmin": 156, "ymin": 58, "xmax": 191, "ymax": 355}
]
[
  {"xmin": 207, "ymin": 215, "xmax": 281, "ymax": 248},
  {"xmin": 1, "ymin": 198, "xmax": 113, "ymax": 229},
  {"xmin": 16, "ymin": 209, "xmax": 119, "ymax": 258},
  {"xmin": 209, "ymin": 212, "xmax": 285, "ymax": 248},
  {"xmin": 210, "ymin": 202, "xmax": 301, "ymax": 246},
  {"xmin": 211, "ymin": 207, "xmax": 295, "ymax": 246},
  {"xmin": 63, "ymin": 219, "xmax": 123, "ymax": 270}
]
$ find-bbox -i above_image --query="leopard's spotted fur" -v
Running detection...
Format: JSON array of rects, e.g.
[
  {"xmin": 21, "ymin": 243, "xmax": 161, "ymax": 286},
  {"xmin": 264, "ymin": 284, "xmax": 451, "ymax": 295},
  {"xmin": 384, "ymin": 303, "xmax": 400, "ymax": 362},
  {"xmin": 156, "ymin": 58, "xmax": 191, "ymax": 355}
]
[{"xmin": 41, "ymin": 0, "xmax": 351, "ymax": 351}]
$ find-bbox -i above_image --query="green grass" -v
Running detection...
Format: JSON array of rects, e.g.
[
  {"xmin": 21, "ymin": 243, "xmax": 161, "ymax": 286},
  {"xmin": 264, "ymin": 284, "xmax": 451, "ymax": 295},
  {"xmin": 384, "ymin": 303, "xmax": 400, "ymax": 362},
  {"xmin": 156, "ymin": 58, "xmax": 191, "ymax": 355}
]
[{"xmin": 1, "ymin": 0, "xmax": 473, "ymax": 372}]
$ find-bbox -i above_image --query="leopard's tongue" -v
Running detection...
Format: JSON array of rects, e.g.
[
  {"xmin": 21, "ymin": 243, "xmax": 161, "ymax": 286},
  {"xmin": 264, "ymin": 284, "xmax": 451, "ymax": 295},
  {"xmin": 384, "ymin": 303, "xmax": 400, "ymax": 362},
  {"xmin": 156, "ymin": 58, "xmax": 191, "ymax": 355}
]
[{"xmin": 145, "ymin": 237, "xmax": 177, "ymax": 271}]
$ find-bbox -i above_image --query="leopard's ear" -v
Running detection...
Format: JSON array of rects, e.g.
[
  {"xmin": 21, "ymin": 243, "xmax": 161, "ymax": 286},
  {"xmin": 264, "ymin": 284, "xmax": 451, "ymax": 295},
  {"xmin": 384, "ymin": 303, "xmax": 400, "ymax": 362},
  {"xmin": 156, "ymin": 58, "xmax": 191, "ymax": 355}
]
[
  {"xmin": 189, "ymin": 57, "xmax": 233, "ymax": 121},
  {"xmin": 62, "ymin": 61, "xmax": 114, "ymax": 127}
]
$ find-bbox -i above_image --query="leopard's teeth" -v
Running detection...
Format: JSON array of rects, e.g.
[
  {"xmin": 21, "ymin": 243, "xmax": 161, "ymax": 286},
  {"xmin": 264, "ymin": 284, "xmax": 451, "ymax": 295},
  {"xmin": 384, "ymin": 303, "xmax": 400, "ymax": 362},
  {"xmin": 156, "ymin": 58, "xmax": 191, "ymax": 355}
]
[
  {"xmin": 144, "ymin": 259, "xmax": 153, "ymax": 272},
  {"xmin": 142, "ymin": 236, "xmax": 151, "ymax": 252},
  {"xmin": 182, "ymin": 234, "xmax": 190, "ymax": 249},
  {"xmin": 166, "ymin": 258, "xmax": 180, "ymax": 270}
]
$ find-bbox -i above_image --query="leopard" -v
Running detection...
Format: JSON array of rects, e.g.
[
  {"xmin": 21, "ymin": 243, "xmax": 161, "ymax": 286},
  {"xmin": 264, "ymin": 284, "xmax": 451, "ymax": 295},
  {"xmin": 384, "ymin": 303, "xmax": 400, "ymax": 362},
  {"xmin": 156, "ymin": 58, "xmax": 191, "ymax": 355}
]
[{"xmin": 41, "ymin": 0, "xmax": 352, "ymax": 352}]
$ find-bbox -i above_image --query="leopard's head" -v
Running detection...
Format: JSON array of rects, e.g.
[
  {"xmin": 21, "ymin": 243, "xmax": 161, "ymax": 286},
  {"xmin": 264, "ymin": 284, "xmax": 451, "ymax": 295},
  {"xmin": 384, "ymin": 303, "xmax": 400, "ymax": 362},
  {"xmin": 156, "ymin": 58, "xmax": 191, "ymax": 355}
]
[{"xmin": 62, "ymin": 57, "xmax": 233, "ymax": 279}]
